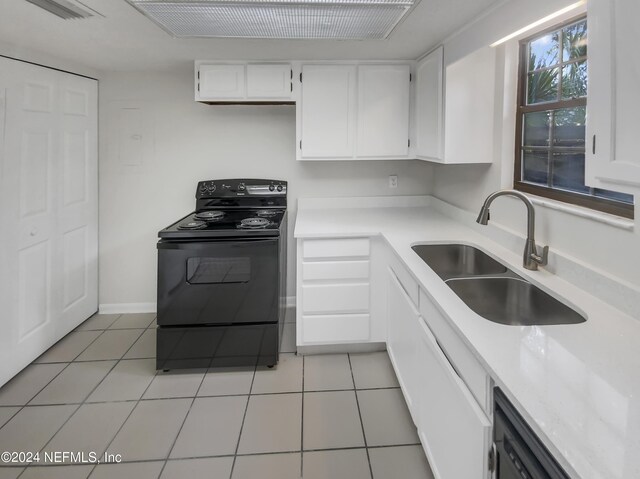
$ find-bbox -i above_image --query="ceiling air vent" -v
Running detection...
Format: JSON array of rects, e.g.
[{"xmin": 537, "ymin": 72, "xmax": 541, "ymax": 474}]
[
  {"xmin": 25, "ymin": 0, "xmax": 95, "ymax": 19},
  {"xmin": 126, "ymin": 0, "xmax": 417, "ymax": 39}
]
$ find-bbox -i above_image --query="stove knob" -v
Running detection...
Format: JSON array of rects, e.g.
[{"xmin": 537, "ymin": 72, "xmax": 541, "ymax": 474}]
[
  {"xmin": 276, "ymin": 185, "xmax": 283, "ymax": 192},
  {"xmin": 269, "ymin": 185, "xmax": 275, "ymax": 192},
  {"xmin": 238, "ymin": 183, "xmax": 246, "ymax": 191}
]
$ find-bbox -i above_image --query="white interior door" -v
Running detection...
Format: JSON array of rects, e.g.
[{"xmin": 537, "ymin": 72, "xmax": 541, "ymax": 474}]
[
  {"xmin": 0, "ymin": 57, "xmax": 98, "ymax": 387},
  {"xmin": 57, "ymin": 74, "xmax": 98, "ymax": 334},
  {"xmin": 1, "ymin": 59, "xmax": 58, "ymax": 384}
]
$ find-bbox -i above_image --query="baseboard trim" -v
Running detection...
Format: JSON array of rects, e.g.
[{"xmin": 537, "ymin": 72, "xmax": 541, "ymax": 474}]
[
  {"xmin": 297, "ymin": 342, "xmax": 386, "ymax": 355},
  {"xmin": 99, "ymin": 303, "xmax": 157, "ymax": 314}
]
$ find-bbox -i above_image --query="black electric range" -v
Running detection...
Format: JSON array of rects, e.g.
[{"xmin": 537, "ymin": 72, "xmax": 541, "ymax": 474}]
[{"xmin": 156, "ymin": 179, "xmax": 287, "ymax": 371}]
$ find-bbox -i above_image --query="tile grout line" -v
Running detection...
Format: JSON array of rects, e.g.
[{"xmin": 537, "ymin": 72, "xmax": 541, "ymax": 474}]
[
  {"xmin": 1, "ymin": 314, "xmax": 150, "ymax": 477},
  {"xmin": 0, "ymin": 442, "xmax": 426, "ymax": 470},
  {"xmin": 81, "ymin": 319, "xmax": 158, "ymax": 478},
  {"xmin": 16, "ymin": 321, "xmax": 133, "ymax": 476},
  {"xmin": 8, "ymin": 385, "xmax": 403, "ymax": 408},
  {"xmin": 228, "ymin": 365, "xmax": 258, "ymax": 479},
  {"xmin": 347, "ymin": 353, "xmax": 374, "ymax": 479},
  {"xmin": 157, "ymin": 366, "xmax": 212, "ymax": 479},
  {"xmin": 3, "ymin": 324, "xmax": 119, "ymax": 475}
]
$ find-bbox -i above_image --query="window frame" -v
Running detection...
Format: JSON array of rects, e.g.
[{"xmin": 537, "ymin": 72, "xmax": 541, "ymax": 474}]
[{"xmin": 513, "ymin": 15, "xmax": 634, "ymax": 219}]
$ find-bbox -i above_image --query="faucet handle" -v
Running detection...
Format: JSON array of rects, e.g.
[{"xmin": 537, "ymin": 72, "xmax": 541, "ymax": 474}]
[{"xmin": 531, "ymin": 245, "xmax": 549, "ymax": 266}]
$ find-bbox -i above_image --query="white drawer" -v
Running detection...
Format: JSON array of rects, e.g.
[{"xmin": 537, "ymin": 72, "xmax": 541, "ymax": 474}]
[
  {"xmin": 303, "ymin": 238, "xmax": 370, "ymax": 259},
  {"xmin": 419, "ymin": 289, "xmax": 490, "ymax": 413},
  {"xmin": 303, "ymin": 314, "xmax": 370, "ymax": 343},
  {"xmin": 302, "ymin": 260, "xmax": 370, "ymax": 281},
  {"xmin": 302, "ymin": 283, "xmax": 369, "ymax": 314}
]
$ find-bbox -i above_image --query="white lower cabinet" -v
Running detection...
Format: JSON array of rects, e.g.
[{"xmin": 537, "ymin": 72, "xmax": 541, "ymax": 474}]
[
  {"xmin": 416, "ymin": 316, "xmax": 492, "ymax": 479},
  {"xmin": 387, "ymin": 269, "xmax": 422, "ymax": 417},
  {"xmin": 297, "ymin": 237, "xmax": 374, "ymax": 346},
  {"xmin": 386, "ymin": 265, "xmax": 491, "ymax": 479}
]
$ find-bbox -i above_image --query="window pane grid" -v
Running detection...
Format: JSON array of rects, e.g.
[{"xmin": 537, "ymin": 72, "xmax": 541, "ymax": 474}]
[{"xmin": 515, "ymin": 15, "xmax": 634, "ymax": 218}]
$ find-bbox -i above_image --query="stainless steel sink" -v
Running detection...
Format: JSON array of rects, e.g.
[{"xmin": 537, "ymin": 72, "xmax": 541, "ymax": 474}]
[
  {"xmin": 411, "ymin": 244, "xmax": 507, "ymax": 280},
  {"xmin": 446, "ymin": 277, "xmax": 586, "ymax": 326},
  {"xmin": 411, "ymin": 243, "xmax": 586, "ymax": 326}
]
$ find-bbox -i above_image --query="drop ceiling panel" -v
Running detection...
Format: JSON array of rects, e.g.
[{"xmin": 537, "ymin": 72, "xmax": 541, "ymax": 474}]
[{"xmin": 128, "ymin": 0, "xmax": 413, "ymax": 39}]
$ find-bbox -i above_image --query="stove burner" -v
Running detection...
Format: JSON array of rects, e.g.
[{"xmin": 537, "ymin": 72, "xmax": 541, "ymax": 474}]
[
  {"xmin": 195, "ymin": 211, "xmax": 225, "ymax": 221},
  {"xmin": 239, "ymin": 217, "xmax": 271, "ymax": 229},
  {"xmin": 178, "ymin": 221, "xmax": 207, "ymax": 230},
  {"xmin": 256, "ymin": 209, "xmax": 278, "ymax": 217}
]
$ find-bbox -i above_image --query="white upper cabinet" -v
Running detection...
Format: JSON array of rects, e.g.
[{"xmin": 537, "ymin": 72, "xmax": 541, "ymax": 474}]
[
  {"xmin": 298, "ymin": 62, "xmax": 411, "ymax": 161},
  {"xmin": 299, "ymin": 64, "xmax": 357, "ymax": 159},
  {"xmin": 586, "ymin": 0, "xmax": 640, "ymax": 190},
  {"xmin": 443, "ymin": 46, "xmax": 496, "ymax": 164},
  {"xmin": 356, "ymin": 64, "xmax": 411, "ymax": 158},
  {"xmin": 197, "ymin": 64, "xmax": 245, "ymax": 100},
  {"xmin": 246, "ymin": 64, "xmax": 292, "ymax": 99},
  {"xmin": 195, "ymin": 62, "xmax": 292, "ymax": 102},
  {"xmin": 415, "ymin": 46, "xmax": 444, "ymax": 161}
]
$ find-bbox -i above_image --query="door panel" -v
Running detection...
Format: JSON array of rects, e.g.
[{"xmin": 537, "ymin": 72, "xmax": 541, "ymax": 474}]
[
  {"xmin": 62, "ymin": 226, "xmax": 87, "ymax": 308},
  {"xmin": 62, "ymin": 131, "xmax": 88, "ymax": 206},
  {"xmin": 417, "ymin": 318, "xmax": 491, "ymax": 479},
  {"xmin": 18, "ymin": 240, "xmax": 50, "ymax": 338},
  {"xmin": 300, "ymin": 64, "xmax": 357, "ymax": 159},
  {"xmin": 246, "ymin": 64, "xmax": 292, "ymax": 99},
  {"xmin": 356, "ymin": 64, "xmax": 411, "ymax": 158}
]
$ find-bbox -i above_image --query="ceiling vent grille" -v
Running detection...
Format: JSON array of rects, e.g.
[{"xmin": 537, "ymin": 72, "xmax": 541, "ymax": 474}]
[
  {"xmin": 25, "ymin": 0, "xmax": 94, "ymax": 19},
  {"xmin": 126, "ymin": 0, "xmax": 416, "ymax": 39}
]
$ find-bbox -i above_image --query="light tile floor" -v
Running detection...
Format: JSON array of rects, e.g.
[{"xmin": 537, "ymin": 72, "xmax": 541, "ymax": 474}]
[{"xmin": 0, "ymin": 311, "xmax": 434, "ymax": 479}]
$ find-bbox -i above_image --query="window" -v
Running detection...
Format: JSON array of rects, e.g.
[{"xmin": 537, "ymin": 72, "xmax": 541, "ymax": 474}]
[{"xmin": 514, "ymin": 17, "xmax": 634, "ymax": 219}]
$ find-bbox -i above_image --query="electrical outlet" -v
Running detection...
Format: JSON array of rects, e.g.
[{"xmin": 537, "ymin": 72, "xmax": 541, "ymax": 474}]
[{"xmin": 388, "ymin": 175, "xmax": 398, "ymax": 188}]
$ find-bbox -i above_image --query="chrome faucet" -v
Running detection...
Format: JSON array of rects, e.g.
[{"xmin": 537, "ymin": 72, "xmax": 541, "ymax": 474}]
[{"xmin": 476, "ymin": 190, "xmax": 549, "ymax": 271}]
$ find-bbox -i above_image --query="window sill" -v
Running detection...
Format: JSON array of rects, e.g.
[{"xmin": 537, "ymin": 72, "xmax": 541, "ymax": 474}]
[{"xmin": 524, "ymin": 194, "xmax": 635, "ymax": 231}]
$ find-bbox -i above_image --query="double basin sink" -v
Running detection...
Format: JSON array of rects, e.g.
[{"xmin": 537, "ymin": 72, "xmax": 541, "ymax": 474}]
[{"xmin": 412, "ymin": 244, "xmax": 586, "ymax": 326}]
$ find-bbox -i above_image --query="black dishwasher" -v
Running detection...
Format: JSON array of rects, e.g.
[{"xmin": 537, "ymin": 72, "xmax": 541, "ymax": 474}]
[{"xmin": 494, "ymin": 388, "xmax": 571, "ymax": 479}]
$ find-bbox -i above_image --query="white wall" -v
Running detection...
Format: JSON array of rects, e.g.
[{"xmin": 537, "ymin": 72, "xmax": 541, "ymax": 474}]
[
  {"xmin": 0, "ymin": 39, "xmax": 101, "ymax": 80},
  {"xmin": 98, "ymin": 70, "xmax": 434, "ymax": 308},
  {"xmin": 432, "ymin": 0, "xmax": 640, "ymax": 290}
]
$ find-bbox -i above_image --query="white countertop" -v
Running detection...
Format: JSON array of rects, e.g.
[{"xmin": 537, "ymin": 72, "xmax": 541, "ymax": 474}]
[{"xmin": 295, "ymin": 196, "xmax": 640, "ymax": 479}]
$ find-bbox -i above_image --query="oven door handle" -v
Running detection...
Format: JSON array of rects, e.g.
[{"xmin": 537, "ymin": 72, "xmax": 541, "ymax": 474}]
[{"xmin": 157, "ymin": 239, "xmax": 278, "ymax": 251}]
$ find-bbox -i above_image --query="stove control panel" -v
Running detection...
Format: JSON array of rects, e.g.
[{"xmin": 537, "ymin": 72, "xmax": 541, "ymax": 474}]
[{"xmin": 196, "ymin": 179, "xmax": 287, "ymax": 198}]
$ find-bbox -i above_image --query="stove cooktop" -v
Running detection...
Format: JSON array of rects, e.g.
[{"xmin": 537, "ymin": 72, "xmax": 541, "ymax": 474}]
[{"xmin": 159, "ymin": 209, "xmax": 286, "ymax": 239}]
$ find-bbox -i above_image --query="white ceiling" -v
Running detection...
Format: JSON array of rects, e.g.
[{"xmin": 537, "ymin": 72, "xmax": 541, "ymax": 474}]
[{"xmin": 0, "ymin": 0, "xmax": 500, "ymax": 72}]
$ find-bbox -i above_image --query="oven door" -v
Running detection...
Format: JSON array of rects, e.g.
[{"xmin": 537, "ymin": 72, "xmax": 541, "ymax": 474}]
[{"xmin": 157, "ymin": 238, "xmax": 280, "ymax": 326}]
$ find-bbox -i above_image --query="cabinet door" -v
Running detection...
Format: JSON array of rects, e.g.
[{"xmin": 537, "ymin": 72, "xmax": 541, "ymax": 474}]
[
  {"xmin": 416, "ymin": 317, "xmax": 491, "ymax": 479},
  {"xmin": 415, "ymin": 47, "xmax": 444, "ymax": 161},
  {"xmin": 198, "ymin": 64, "xmax": 245, "ymax": 100},
  {"xmin": 246, "ymin": 64, "xmax": 292, "ymax": 99},
  {"xmin": 356, "ymin": 64, "xmax": 411, "ymax": 158},
  {"xmin": 444, "ymin": 47, "xmax": 496, "ymax": 164},
  {"xmin": 300, "ymin": 64, "xmax": 356, "ymax": 159},
  {"xmin": 586, "ymin": 0, "xmax": 640, "ymax": 189},
  {"xmin": 387, "ymin": 269, "xmax": 421, "ymax": 419}
]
